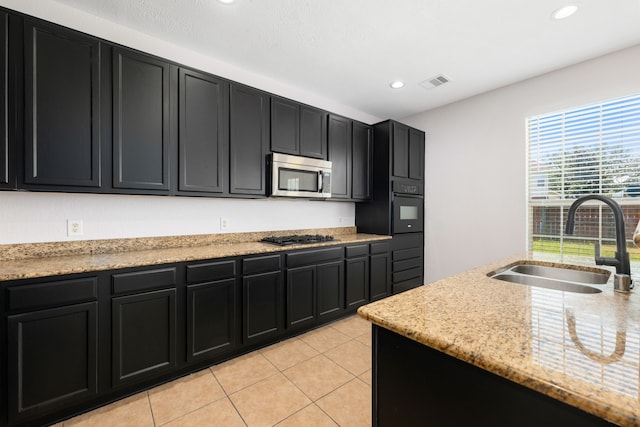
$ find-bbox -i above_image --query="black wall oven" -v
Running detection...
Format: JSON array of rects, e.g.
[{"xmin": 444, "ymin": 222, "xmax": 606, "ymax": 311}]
[{"xmin": 392, "ymin": 181, "xmax": 424, "ymax": 234}]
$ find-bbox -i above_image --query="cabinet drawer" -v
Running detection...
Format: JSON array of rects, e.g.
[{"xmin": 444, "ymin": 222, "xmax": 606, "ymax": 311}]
[
  {"xmin": 345, "ymin": 244, "xmax": 368, "ymax": 258},
  {"xmin": 393, "ymin": 266, "xmax": 422, "ymax": 283},
  {"xmin": 112, "ymin": 267, "xmax": 177, "ymax": 295},
  {"xmin": 393, "ymin": 247, "xmax": 422, "ymax": 261},
  {"xmin": 187, "ymin": 260, "xmax": 236, "ymax": 284},
  {"xmin": 243, "ymin": 254, "xmax": 281, "ymax": 275},
  {"xmin": 393, "ymin": 276, "xmax": 423, "ymax": 294},
  {"xmin": 286, "ymin": 247, "xmax": 343, "ymax": 268},
  {"xmin": 370, "ymin": 242, "xmax": 390, "ymax": 254},
  {"xmin": 7, "ymin": 277, "xmax": 98, "ymax": 312},
  {"xmin": 393, "ymin": 257, "xmax": 422, "ymax": 273}
]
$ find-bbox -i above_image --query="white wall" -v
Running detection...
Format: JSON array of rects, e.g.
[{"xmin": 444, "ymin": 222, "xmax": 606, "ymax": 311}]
[
  {"xmin": 402, "ymin": 44, "xmax": 640, "ymax": 283},
  {"xmin": 0, "ymin": 192, "xmax": 354, "ymax": 244},
  {"xmin": 0, "ymin": 0, "xmax": 364, "ymax": 245}
]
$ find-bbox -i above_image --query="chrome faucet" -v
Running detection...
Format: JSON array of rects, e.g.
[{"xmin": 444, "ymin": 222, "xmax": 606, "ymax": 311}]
[{"xmin": 565, "ymin": 195, "xmax": 631, "ymax": 281}]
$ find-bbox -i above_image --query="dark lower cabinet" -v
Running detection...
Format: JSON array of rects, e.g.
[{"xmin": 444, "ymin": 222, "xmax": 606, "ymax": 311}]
[
  {"xmin": 286, "ymin": 265, "xmax": 316, "ymax": 329},
  {"xmin": 186, "ymin": 278, "xmax": 237, "ymax": 362},
  {"xmin": 286, "ymin": 259, "xmax": 344, "ymax": 330},
  {"xmin": 346, "ymin": 255, "xmax": 369, "ymax": 309},
  {"xmin": 285, "ymin": 247, "xmax": 344, "ymax": 329},
  {"xmin": 112, "ymin": 47, "xmax": 172, "ymax": 192},
  {"xmin": 373, "ymin": 325, "xmax": 613, "ymax": 427},
  {"xmin": 111, "ymin": 288, "xmax": 177, "ymax": 387},
  {"xmin": 391, "ymin": 234, "xmax": 424, "ymax": 294},
  {"xmin": 23, "ymin": 19, "xmax": 102, "ymax": 189},
  {"xmin": 110, "ymin": 267, "xmax": 178, "ymax": 387},
  {"xmin": 229, "ymin": 84, "xmax": 270, "ymax": 196},
  {"xmin": 7, "ymin": 302, "xmax": 98, "ymax": 425},
  {"xmin": 316, "ymin": 260, "xmax": 344, "ymax": 320},
  {"xmin": 242, "ymin": 254, "xmax": 283, "ymax": 345},
  {"xmin": 0, "ymin": 241, "xmax": 392, "ymax": 427},
  {"xmin": 185, "ymin": 259, "xmax": 238, "ymax": 363},
  {"xmin": 369, "ymin": 242, "xmax": 391, "ymax": 301}
]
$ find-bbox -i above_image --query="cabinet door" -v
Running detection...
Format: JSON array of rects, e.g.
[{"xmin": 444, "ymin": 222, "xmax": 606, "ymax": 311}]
[
  {"xmin": 271, "ymin": 97, "xmax": 299, "ymax": 155},
  {"xmin": 392, "ymin": 122, "xmax": 409, "ymax": 179},
  {"xmin": 178, "ymin": 68, "xmax": 228, "ymax": 194},
  {"xmin": 7, "ymin": 302, "xmax": 98, "ymax": 425},
  {"xmin": 317, "ymin": 260, "xmax": 344, "ymax": 320},
  {"xmin": 243, "ymin": 270, "xmax": 282, "ymax": 345},
  {"xmin": 286, "ymin": 265, "xmax": 316, "ymax": 329},
  {"xmin": 352, "ymin": 122, "xmax": 372, "ymax": 200},
  {"xmin": 112, "ymin": 288, "xmax": 176, "ymax": 387},
  {"xmin": 187, "ymin": 278, "xmax": 237, "ymax": 362},
  {"xmin": 0, "ymin": 11, "xmax": 9, "ymax": 187},
  {"xmin": 345, "ymin": 257, "xmax": 369, "ymax": 309},
  {"xmin": 300, "ymin": 105, "xmax": 327, "ymax": 159},
  {"xmin": 229, "ymin": 84, "xmax": 270, "ymax": 195},
  {"xmin": 328, "ymin": 114, "xmax": 351, "ymax": 199},
  {"xmin": 370, "ymin": 252, "xmax": 391, "ymax": 301},
  {"xmin": 409, "ymin": 128, "xmax": 424, "ymax": 181},
  {"xmin": 113, "ymin": 48, "xmax": 171, "ymax": 191},
  {"xmin": 23, "ymin": 20, "xmax": 102, "ymax": 188}
]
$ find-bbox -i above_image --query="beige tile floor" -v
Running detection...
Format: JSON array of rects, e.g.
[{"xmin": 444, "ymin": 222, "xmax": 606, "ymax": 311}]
[{"xmin": 55, "ymin": 315, "xmax": 372, "ymax": 427}]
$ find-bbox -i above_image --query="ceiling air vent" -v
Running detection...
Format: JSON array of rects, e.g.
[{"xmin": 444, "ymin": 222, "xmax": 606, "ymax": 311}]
[{"xmin": 419, "ymin": 75, "xmax": 450, "ymax": 90}]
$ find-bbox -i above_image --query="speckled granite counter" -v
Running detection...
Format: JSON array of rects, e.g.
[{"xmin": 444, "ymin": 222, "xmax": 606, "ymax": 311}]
[
  {"xmin": 0, "ymin": 228, "xmax": 390, "ymax": 281},
  {"xmin": 358, "ymin": 254, "xmax": 640, "ymax": 426}
]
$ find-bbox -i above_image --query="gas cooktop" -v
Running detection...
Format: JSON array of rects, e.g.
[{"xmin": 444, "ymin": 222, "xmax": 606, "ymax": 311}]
[{"xmin": 260, "ymin": 234, "xmax": 336, "ymax": 246}]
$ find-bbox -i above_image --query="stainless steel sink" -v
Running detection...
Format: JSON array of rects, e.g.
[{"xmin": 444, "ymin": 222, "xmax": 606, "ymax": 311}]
[{"xmin": 489, "ymin": 263, "xmax": 610, "ymax": 294}]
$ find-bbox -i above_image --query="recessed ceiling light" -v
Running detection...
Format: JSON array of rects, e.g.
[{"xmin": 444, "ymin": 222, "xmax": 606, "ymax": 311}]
[
  {"xmin": 552, "ymin": 4, "xmax": 579, "ymax": 20},
  {"xmin": 390, "ymin": 81, "xmax": 404, "ymax": 89},
  {"xmin": 218, "ymin": 0, "xmax": 236, "ymax": 4}
]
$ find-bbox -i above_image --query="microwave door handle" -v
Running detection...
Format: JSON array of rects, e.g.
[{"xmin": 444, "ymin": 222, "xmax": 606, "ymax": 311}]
[{"xmin": 318, "ymin": 171, "xmax": 323, "ymax": 193}]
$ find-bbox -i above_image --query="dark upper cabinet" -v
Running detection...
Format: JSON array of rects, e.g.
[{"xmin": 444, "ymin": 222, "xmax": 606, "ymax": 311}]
[
  {"xmin": 409, "ymin": 127, "xmax": 424, "ymax": 181},
  {"xmin": 352, "ymin": 121, "xmax": 372, "ymax": 200},
  {"xmin": 392, "ymin": 122, "xmax": 409, "ymax": 179},
  {"xmin": 229, "ymin": 83, "xmax": 270, "ymax": 196},
  {"xmin": 0, "ymin": 11, "xmax": 9, "ymax": 188},
  {"xmin": 328, "ymin": 114, "xmax": 352, "ymax": 199},
  {"xmin": 112, "ymin": 47, "xmax": 172, "ymax": 192},
  {"xmin": 271, "ymin": 97, "xmax": 299, "ymax": 155},
  {"xmin": 22, "ymin": 19, "xmax": 102, "ymax": 189},
  {"xmin": 392, "ymin": 122, "xmax": 424, "ymax": 182},
  {"xmin": 271, "ymin": 96, "xmax": 327, "ymax": 159},
  {"xmin": 300, "ymin": 105, "xmax": 327, "ymax": 159},
  {"xmin": 178, "ymin": 68, "xmax": 229, "ymax": 194}
]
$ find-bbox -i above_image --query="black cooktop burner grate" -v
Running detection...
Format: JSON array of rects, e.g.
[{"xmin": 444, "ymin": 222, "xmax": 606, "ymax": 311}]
[{"xmin": 260, "ymin": 234, "xmax": 336, "ymax": 246}]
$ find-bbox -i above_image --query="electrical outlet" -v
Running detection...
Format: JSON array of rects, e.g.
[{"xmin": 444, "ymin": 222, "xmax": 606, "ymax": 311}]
[
  {"xmin": 220, "ymin": 217, "xmax": 229, "ymax": 230},
  {"xmin": 67, "ymin": 219, "xmax": 83, "ymax": 237}
]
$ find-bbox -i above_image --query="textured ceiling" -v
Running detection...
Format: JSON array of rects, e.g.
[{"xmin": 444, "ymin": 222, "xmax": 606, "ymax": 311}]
[{"xmin": 46, "ymin": 0, "xmax": 640, "ymax": 120}]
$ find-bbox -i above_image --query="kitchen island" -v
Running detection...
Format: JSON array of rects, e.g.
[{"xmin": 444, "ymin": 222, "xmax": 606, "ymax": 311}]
[{"xmin": 358, "ymin": 254, "xmax": 640, "ymax": 426}]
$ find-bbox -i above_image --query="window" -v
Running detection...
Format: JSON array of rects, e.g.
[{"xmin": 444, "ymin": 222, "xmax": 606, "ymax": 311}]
[{"xmin": 527, "ymin": 94, "xmax": 640, "ymax": 270}]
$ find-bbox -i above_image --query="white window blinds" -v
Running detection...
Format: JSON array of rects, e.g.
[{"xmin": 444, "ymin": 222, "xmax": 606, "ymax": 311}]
[{"xmin": 527, "ymin": 94, "xmax": 640, "ymax": 266}]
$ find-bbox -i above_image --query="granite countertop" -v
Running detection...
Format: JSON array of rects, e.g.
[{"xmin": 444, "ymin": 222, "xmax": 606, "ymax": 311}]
[
  {"xmin": 358, "ymin": 254, "xmax": 640, "ymax": 426},
  {"xmin": 0, "ymin": 229, "xmax": 390, "ymax": 282}
]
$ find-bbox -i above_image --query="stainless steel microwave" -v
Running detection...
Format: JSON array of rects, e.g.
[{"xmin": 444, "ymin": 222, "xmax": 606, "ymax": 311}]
[{"xmin": 267, "ymin": 153, "xmax": 332, "ymax": 198}]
